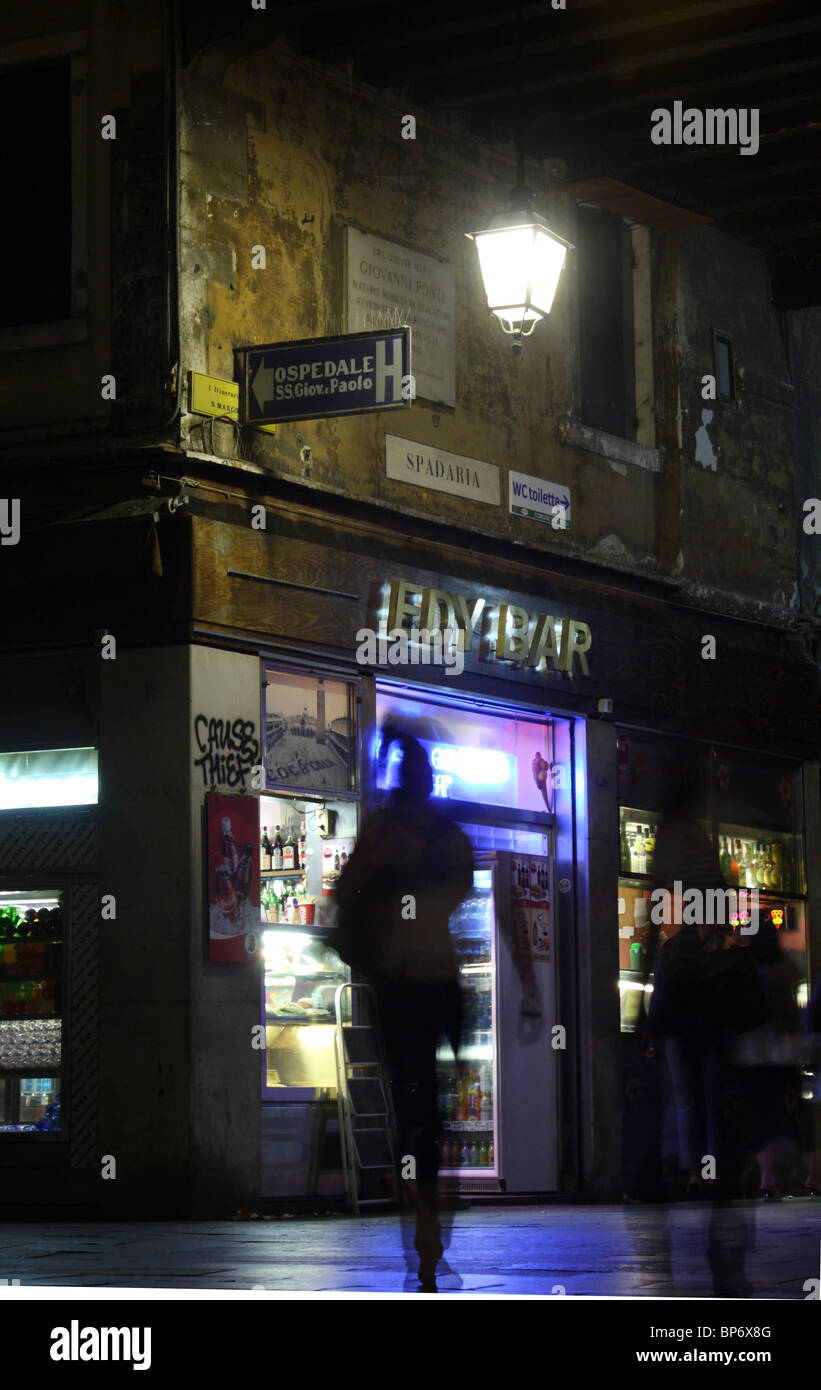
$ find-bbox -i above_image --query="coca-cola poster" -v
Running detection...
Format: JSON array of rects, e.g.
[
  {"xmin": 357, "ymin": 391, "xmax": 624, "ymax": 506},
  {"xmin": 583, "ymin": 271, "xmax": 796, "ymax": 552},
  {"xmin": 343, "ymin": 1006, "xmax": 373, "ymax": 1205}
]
[{"xmin": 207, "ymin": 793, "xmax": 261, "ymax": 962}]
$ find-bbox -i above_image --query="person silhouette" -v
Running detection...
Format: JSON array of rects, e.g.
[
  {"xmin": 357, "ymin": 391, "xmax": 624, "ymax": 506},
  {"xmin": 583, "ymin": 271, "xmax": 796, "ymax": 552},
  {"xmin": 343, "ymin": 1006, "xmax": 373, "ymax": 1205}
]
[{"xmin": 334, "ymin": 724, "xmax": 474, "ymax": 1290}]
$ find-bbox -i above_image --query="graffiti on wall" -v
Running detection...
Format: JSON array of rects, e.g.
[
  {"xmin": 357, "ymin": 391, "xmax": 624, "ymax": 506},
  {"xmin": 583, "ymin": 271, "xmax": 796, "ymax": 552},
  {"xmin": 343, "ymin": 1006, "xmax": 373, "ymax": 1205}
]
[{"xmin": 194, "ymin": 715, "xmax": 260, "ymax": 789}]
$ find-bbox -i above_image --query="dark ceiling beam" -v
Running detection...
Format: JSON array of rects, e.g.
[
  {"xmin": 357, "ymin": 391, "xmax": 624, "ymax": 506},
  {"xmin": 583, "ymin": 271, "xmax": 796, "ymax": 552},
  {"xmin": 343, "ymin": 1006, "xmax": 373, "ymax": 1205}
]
[
  {"xmin": 511, "ymin": 56, "xmax": 821, "ymax": 138},
  {"xmin": 583, "ymin": 101, "xmax": 821, "ymax": 177},
  {"xmin": 709, "ymin": 182, "xmax": 821, "ymax": 218},
  {"xmin": 304, "ymin": 0, "xmax": 632, "ymax": 62},
  {"xmin": 422, "ymin": 16, "xmax": 821, "ymax": 107},
  {"xmin": 328, "ymin": 0, "xmax": 776, "ymax": 80},
  {"xmin": 391, "ymin": 0, "xmax": 805, "ymax": 87}
]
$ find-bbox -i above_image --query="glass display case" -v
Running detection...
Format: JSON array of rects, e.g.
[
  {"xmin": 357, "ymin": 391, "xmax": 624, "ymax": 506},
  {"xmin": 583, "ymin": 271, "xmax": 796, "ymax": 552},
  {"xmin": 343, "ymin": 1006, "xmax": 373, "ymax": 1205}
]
[
  {"xmin": 0, "ymin": 890, "xmax": 63, "ymax": 1132},
  {"xmin": 617, "ymin": 801, "xmax": 808, "ymax": 1033},
  {"xmin": 715, "ymin": 823, "xmax": 803, "ymax": 896},
  {"xmin": 262, "ymin": 925, "xmax": 348, "ymax": 1095},
  {"xmin": 437, "ymin": 867, "xmax": 497, "ymax": 1172}
]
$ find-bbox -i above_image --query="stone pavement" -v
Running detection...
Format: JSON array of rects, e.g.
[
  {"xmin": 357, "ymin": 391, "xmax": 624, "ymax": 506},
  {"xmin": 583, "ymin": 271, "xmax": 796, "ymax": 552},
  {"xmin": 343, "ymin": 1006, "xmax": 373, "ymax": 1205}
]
[{"xmin": 0, "ymin": 1201, "xmax": 818, "ymax": 1297}]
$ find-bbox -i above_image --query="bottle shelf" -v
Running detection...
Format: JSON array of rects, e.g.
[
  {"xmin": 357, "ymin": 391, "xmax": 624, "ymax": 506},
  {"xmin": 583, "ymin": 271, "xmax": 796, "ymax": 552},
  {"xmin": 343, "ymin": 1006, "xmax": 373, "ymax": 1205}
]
[
  {"xmin": 260, "ymin": 870, "xmax": 304, "ymax": 878},
  {"xmin": 442, "ymin": 1119, "xmax": 493, "ymax": 1131}
]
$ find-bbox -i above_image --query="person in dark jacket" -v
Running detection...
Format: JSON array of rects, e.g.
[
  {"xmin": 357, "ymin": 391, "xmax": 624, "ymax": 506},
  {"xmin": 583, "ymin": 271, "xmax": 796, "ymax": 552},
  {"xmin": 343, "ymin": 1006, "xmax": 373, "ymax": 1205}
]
[
  {"xmin": 334, "ymin": 724, "xmax": 474, "ymax": 1290},
  {"xmin": 641, "ymin": 768, "xmax": 769, "ymax": 1296}
]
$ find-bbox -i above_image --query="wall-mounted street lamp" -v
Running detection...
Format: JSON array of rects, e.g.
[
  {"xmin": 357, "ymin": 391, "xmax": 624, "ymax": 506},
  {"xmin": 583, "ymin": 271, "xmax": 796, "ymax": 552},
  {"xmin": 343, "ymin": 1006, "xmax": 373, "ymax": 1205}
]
[
  {"xmin": 467, "ymin": 0, "xmax": 571, "ymax": 355},
  {"xmin": 467, "ymin": 188, "xmax": 571, "ymax": 355}
]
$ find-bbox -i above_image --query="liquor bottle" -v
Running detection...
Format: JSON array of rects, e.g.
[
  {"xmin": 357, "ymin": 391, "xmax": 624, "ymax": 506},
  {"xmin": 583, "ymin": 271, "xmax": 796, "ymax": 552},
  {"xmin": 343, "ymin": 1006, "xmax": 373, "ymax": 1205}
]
[
  {"xmin": 634, "ymin": 829, "xmax": 646, "ymax": 875},
  {"xmin": 737, "ymin": 842, "xmax": 749, "ymax": 889},
  {"xmin": 260, "ymin": 828, "xmax": 271, "ymax": 873},
  {"xmin": 298, "ymin": 822, "xmax": 306, "ymax": 867},
  {"xmin": 719, "ymin": 837, "xmax": 731, "ymax": 884},
  {"xmin": 283, "ymin": 828, "xmax": 296, "ymax": 871},
  {"xmin": 221, "ymin": 817, "xmax": 239, "ymax": 874},
  {"xmin": 644, "ymin": 826, "xmax": 654, "ymax": 878},
  {"xmin": 730, "ymin": 840, "xmax": 740, "ymax": 887},
  {"xmin": 334, "ymin": 850, "xmax": 340, "ymax": 872},
  {"xmin": 236, "ymin": 843, "xmax": 253, "ymax": 903},
  {"xmin": 754, "ymin": 841, "xmax": 767, "ymax": 888},
  {"xmin": 340, "ymin": 848, "xmax": 348, "ymax": 868},
  {"xmin": 272, "ymin": 826, "xmax": 283, "ymax": 872},
  {"xmin": 620, "ymin": 822, "xmax": 630, "ymax": 872},
  {"xmin": 771, "ymin": 839, "xmax": 784, "ymax": 892}
]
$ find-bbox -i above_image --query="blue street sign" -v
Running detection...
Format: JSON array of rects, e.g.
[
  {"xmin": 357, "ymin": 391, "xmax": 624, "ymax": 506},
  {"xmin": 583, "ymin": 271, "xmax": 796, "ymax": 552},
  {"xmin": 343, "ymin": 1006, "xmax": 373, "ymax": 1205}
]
[{"xmin": 237, "ymin": 328, "xmax": 411, "ymax": 425}]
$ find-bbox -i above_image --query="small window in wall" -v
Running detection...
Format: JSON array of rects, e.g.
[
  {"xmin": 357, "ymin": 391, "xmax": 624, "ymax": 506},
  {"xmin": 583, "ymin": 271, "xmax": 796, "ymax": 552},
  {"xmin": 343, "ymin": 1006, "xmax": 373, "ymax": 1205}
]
[
  {"xmin": 0, "ymin": 61, "xmax": 72, "ymax": 327},
  {"xmin": 0, "ymin": 748, "xmax": 98, "ymax": 810},
  {"xmin": 262, "ymin": 669, "xmax": 358, "ymax": 795},
  {"xmin": 714, "ymin": 332, "xmax": 734, "ymax": 401},
  {"xmin": 578, "ymin": 205, "xmax": 636, "ymax": 440}
]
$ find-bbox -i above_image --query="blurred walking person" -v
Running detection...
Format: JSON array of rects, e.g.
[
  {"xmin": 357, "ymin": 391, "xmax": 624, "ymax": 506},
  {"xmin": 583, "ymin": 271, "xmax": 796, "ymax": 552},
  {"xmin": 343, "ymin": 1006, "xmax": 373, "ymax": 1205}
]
[
  {"xmin": 641, "ymin": 766, "xmax": 767, "ymax": 1295},
  {"xmin": 334, "ymin": 724, "xmax": 474, "ymax": 1290}
]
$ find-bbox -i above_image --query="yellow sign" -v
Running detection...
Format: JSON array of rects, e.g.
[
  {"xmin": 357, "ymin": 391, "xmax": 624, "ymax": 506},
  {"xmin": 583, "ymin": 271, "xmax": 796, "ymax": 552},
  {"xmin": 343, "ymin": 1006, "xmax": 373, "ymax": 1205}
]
[{"xmin": 188, "ymin": 372, "xmax": 276, "ymax": 433}]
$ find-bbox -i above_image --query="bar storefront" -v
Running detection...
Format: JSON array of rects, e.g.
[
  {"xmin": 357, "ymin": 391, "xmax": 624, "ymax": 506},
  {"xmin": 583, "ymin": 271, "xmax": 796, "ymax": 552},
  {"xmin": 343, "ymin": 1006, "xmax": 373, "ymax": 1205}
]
[{"xmin": 188, "ymin": 503, "xmax": 820, "ymax": 1209}]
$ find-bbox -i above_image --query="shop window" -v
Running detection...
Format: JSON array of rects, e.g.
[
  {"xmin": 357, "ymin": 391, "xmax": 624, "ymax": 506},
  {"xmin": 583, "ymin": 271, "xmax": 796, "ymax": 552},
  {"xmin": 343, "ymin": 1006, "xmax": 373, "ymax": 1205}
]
[
  {"xmin": 262, "ymin": 669, "xmax": 357, "ymax": 796},
  {"xmin": 714, "ymin": 331, "xmax": 735, "ymax": 401},
  {"xmin": 0, "ymin": 36, "xmax": 88, "ymax": 350},
  {"xmin": 0, "ymin": 748, "xmax": 98, "ymax": 810},
  {"xmin": 375, "ymin": 686, "xmax": 559, "ymax": 815},
  {"xmin": 0, "ymin": 890, "xmax": 63, "ymax": 1133}
]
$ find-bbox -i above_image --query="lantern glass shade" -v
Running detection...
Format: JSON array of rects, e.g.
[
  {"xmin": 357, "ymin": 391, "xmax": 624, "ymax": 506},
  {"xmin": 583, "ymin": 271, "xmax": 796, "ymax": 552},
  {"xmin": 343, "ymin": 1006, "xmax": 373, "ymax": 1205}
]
[{"xmin": 471, "ymin": 211, "xmax": 569, "ymax": 335}]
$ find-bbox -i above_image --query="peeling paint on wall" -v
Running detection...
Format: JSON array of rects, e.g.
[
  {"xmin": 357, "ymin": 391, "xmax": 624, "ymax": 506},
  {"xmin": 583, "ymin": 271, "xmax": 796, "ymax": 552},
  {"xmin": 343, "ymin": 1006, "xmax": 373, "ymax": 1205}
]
[{"xmin": 694, "ymin": 408, "xmax": 717, "ymax": 470}]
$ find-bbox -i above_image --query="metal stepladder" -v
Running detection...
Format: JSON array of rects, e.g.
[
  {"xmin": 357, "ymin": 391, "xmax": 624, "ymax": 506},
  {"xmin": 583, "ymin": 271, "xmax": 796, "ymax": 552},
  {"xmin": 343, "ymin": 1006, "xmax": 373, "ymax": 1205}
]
[{"xmin": 333, "ymin": 982, "xmax": 399, "ymax": 1213}]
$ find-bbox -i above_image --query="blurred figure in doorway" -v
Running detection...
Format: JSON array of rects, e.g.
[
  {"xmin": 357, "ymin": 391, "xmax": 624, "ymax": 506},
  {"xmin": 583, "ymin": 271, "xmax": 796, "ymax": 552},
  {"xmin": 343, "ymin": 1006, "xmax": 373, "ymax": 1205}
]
[{"xmin": 334, "ymin": 724, "xmax": 474, "ymax": 1290}]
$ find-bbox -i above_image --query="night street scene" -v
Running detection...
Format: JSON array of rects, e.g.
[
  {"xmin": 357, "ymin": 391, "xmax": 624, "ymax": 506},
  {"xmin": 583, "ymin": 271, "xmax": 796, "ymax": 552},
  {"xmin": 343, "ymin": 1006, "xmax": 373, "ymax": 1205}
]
[{"xmin": 2, "ymin": 0, "xmax": 821, "ymax": 1368}]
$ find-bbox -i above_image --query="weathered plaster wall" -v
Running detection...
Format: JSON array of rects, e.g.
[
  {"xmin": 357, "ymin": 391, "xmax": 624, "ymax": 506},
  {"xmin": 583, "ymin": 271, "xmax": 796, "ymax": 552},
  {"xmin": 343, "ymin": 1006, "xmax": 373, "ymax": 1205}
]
[
  {"xmin": 676, "ymin": 227, "xmax": 798, "ymax": 608},
  {"xmin": 177, "ymin": 42, "xmax": 660, "ymax": 575}
]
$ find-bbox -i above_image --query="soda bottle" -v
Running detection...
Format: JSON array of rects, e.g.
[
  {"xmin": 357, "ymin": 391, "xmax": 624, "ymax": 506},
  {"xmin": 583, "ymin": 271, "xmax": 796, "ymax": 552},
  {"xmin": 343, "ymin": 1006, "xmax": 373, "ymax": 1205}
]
[
  {"xmin": 479, "ymin": 1142, "xmax": 488, "ymax": 1166},
  {"xmin": 458, "ymin": 1071, "xmax": 469, "ymax": 1121},
  {"xmin": 461, "ymin": 1143, "xmax": 470, "ymax": 1166},
  {"xmin": 236, "ymin": 844, "xmax": 253, "ymax": 903},
  {"xmin": 222, "ymin": 818, "xmax": 239, "ymax": 874},
  {"xmin": 215, "ymin": 864, "xmax": 238, "ymax": 921},
  {"xmin": 469, "ymin": 1143, "xmax": 478, "ymax": 1166},
  {"xmin": 488, "ymin": 1141, "xmax": 494, "ymax": 1167}
]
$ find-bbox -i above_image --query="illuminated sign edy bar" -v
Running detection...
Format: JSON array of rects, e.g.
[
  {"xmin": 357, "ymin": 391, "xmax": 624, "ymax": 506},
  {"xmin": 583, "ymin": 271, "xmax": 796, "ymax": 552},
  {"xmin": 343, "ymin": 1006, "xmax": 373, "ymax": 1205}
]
[{"xmin": 386, "ymin": 580, "xmax": 592, "ymax": 677}]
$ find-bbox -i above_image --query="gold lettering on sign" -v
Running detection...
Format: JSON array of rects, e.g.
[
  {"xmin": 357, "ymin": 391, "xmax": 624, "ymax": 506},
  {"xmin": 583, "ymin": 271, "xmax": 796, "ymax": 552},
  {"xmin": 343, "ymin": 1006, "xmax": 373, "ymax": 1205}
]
[
  {"xmin": 526, "ymin": 614, "xmax": 562, "ymax": 670},
  {"xmin": 451, "ymin": 593, "xmax": 486, "ymax": 651},
  {"xmin": 387, "ymin": 580, "xmax": 421, "ymax": 630},
  {"xmin": 566, "ymin": 620, "xmax": 592, "ymax": 676},
  {"xmin": 381, "ymin": 579, "xmax": 592, "ymax": 678},
  {"xmin": 496, "ymin": 605, "xmax": 531, "ymax": 661},
  {"xmin": 420, "ymin": 587, "xmax": 457, "ymax": 631}
]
